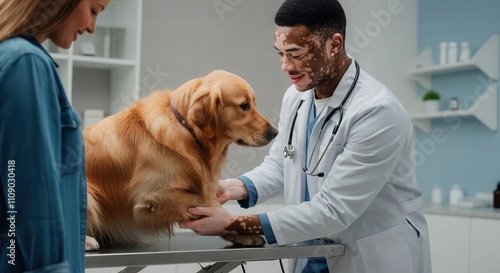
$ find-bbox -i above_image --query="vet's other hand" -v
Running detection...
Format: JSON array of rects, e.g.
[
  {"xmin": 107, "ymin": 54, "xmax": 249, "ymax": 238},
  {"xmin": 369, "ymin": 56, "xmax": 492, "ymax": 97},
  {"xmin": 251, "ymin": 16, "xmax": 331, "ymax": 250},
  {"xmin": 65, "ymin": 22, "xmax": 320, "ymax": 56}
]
[
  {"xmin": 217, "ymin": 178, "xmax": 248, "ymax": 204},
  {"xmin": 178, "ymin": 206, "xmax": 237, "ymax": 236}
]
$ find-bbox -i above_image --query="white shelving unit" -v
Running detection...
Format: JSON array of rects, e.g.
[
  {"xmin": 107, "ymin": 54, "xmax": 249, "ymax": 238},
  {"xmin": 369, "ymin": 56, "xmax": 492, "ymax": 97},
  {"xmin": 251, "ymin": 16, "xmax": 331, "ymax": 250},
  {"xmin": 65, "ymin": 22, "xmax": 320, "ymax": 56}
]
[
  {"xmin": 43, "ymin": 0, "xmax": 142, "ymax": 119},
  {"xmin": 410, "ymin": 84, "xmax": 497, "ymax": 133},
  {"xmin": 408, "ymin": 34, "xmax": 499, "ymax": 133},
  {"xmin": 409, "ymin": 34, "xmax": 499, "ymax": 89}
]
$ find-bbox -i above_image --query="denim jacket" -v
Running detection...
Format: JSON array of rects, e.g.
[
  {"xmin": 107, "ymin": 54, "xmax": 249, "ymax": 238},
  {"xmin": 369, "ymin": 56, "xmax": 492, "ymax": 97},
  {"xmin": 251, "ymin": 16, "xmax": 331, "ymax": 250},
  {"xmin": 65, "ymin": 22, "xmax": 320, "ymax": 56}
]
[{"xmin": 0, "ymin": 36, "xmax": 87, "ymax": 273}]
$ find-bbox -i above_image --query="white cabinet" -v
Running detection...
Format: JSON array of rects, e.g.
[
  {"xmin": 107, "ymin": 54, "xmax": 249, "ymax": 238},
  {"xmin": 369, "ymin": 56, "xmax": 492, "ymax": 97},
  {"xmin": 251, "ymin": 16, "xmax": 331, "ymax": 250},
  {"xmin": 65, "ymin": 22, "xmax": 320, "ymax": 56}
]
[
  {"xmin": 408, "ymin": 34, "xmax": 499, "ymax": 133},
  {"xmin": 43, "ymin": 0, "xmax": 142, "ymax": 121},
  {"xmin": 426, "ymin": 212, "xmax": 500, "ymax": 273},
  {"xmin": 426, "ymin": 214, "xmax": 470, "ymax": 273},
  {"xmin": 469, "ymin": 218, "xmax": 500, "ymax": 273}
]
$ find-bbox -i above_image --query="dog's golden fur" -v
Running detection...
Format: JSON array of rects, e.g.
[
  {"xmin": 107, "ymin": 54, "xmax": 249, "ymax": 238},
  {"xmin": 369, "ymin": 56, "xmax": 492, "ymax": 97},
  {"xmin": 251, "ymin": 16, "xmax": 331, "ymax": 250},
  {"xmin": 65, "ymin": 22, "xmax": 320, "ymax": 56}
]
[{"xmin": 84, "ymin": 70, "xmax": 277, "ymax": 247}]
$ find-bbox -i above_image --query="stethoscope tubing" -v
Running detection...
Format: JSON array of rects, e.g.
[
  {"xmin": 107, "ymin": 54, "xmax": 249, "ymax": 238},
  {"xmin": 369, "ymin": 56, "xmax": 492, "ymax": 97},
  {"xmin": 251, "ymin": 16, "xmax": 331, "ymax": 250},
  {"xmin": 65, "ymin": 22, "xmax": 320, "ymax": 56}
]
[{"xmin": 284, "ymin": 61, "xmax": 360, "ymax": 176}]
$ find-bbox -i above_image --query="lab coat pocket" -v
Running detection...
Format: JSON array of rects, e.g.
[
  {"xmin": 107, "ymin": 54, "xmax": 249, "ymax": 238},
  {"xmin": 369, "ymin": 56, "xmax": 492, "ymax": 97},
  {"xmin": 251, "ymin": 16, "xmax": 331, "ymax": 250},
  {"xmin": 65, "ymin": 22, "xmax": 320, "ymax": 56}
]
[
  {"xmin": 60, "ymin": 107, "xmax": 84, "ymax": 176},
  {"xmin": 356, "ymin": 225, "xmax": 413, "ymax": 273}
]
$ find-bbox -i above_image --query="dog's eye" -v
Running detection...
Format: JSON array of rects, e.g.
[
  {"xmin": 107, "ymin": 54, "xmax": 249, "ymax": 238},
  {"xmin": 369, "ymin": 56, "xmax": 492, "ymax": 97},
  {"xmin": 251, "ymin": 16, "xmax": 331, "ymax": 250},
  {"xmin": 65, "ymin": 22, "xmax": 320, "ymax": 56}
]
[{"xmin": 240, "ymin": 103, "xmax": 250, "ymax": 111}]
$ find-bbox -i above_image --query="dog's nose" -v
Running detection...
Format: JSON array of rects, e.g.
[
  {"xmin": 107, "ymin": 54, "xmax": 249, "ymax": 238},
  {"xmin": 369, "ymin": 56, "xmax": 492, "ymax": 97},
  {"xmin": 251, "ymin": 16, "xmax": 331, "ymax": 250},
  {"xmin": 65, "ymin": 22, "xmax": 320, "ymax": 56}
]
[{"xmin": 265, "ymin": 126, "xmax": 278, "ymax": 141}]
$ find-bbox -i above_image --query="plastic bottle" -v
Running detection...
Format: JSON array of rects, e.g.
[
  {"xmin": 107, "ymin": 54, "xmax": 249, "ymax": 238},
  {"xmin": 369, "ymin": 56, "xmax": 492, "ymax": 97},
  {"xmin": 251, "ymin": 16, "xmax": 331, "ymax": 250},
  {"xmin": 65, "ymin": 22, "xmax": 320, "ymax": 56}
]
[
  {"xmin": 449, "ymin": 184, "xmax": 464, "ymax": 206},
  {"xmin": 493, "ymin": 182, "xmax": 500, "ymax": 209},
  {"xmin": 459, "ymin": 42, "xmax": 470, "ymax": 62},
  {"xmin": 103, "ymin": 28, "xmax": 111, "ymax": 58},
  {"xmin": 448, "ymin": 42, "xmax": 458, "ymax": 64},
  {"xmin": 449, "ymin": 97, "xmax": 459, "ymax": 110},
  {"xmin": 432, "ymin": 184, "xmax": 443, "ymax": 204},
  {"xmin": 439, "ymin": 42, "xmax": 447, "ymax": 65}
]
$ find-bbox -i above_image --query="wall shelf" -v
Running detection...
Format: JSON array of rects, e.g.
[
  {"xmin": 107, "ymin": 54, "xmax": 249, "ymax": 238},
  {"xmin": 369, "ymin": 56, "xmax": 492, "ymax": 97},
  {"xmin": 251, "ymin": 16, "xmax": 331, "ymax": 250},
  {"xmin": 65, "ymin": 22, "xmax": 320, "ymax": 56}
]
[
  {"xmin": 409, "ymin": 34, "xmax": 499, "ymax": 89},
  {"xmin": 42, "ymin": 0, "xmax": 142, "ymax": 118},
  {"xmin": 72, "ymin": 56, "xmax": 136, "ymax": 69},
  {"xmin": 51, "ymin": 53, "xmax": 70, "ymax": 61},
  {"xmin": 410, "ymin": 84, "xmax": 497, "ymax": 133},
  {"xmin": 408, "ymin": 34, "xmax": 499, "ymax": 133}
]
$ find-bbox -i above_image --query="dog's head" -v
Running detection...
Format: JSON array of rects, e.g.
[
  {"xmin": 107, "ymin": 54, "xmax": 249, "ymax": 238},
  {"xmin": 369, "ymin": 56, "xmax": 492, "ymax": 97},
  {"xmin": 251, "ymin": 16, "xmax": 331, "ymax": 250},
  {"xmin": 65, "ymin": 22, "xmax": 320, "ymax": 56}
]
[{"xmin": 173, "ymin": 70, "xmax": 278, "ymax": 147}]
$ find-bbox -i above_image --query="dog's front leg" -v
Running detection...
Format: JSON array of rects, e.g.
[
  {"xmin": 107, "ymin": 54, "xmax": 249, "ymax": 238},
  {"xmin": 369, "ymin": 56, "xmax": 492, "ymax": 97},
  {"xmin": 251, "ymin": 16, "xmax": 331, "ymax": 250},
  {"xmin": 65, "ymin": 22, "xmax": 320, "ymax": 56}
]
[
  {"xmin": 85, "ymin": 235, "xmax": 100, "ymax": 251},
  {"xmin": 221, "ymin": 234, "xmax": 266, "ymax": 246}
]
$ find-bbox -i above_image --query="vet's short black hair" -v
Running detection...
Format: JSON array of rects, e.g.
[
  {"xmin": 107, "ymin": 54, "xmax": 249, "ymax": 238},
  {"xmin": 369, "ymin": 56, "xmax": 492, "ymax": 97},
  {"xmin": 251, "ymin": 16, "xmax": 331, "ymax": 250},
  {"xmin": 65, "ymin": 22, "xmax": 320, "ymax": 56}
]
[{"xmin": 274, "ymin": 0, "xmax": 347, "ymax": 42}]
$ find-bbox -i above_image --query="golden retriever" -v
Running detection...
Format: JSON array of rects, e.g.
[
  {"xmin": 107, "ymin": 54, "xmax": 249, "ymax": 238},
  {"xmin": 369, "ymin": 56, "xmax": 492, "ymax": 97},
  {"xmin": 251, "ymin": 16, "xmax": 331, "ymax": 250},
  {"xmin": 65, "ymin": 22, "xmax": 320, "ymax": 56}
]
[{"xmin": 83, "ymin": 70, "xmax": 277, "ymax": 250}]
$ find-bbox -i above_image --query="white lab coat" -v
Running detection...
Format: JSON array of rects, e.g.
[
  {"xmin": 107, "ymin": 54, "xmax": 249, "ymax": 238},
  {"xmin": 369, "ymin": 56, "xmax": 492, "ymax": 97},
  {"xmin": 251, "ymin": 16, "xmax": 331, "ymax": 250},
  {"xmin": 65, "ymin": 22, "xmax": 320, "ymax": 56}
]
[{"xmin": 242, "ymin": 60, "xmax": 432, "ymax": 273}]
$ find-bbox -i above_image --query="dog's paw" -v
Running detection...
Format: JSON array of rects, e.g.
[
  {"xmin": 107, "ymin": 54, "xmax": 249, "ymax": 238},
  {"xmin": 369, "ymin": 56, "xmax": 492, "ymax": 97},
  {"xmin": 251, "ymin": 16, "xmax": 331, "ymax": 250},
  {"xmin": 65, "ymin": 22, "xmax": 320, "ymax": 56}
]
[
  {"xmin": 85, "ymin": 235, "xmax": 100, "ymax": 251},
  {"xmin": 221, "ymin": 234, "xmax": 266, "ymax": 246}
]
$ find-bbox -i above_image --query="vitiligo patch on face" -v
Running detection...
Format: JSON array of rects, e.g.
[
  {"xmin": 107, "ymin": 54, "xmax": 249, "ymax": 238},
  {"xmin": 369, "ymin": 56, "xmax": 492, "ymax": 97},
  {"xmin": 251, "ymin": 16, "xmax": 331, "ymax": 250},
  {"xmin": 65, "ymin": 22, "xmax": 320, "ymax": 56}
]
[{"xmin": 274, "ymin": 24, "xmax": 349, "ymax": 97}]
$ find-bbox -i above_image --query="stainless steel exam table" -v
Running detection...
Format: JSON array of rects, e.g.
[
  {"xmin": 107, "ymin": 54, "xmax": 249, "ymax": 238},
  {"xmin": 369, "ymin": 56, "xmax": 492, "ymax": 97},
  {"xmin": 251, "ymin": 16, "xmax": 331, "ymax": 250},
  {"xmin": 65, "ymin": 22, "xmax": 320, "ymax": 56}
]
[{"xmin": 85, "ymin": 232, "xmax": 344, "ymax": 273}]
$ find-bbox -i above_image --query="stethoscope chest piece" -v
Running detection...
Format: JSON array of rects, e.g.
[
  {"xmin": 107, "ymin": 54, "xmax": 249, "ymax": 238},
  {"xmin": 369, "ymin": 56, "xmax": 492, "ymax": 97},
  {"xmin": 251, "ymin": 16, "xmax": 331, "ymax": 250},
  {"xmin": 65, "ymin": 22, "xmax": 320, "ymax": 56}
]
[{"xmin": 283, "ymin": 144, "xmax": 294, "ymax": 158}]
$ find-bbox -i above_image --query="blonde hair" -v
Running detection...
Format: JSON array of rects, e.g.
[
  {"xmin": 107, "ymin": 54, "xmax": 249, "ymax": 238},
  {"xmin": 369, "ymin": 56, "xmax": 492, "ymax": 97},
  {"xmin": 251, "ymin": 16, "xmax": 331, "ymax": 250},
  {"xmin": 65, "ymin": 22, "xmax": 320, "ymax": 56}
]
[{"xmin": 0, "ymin": 0, "xmax": 81, "ymax": 42}]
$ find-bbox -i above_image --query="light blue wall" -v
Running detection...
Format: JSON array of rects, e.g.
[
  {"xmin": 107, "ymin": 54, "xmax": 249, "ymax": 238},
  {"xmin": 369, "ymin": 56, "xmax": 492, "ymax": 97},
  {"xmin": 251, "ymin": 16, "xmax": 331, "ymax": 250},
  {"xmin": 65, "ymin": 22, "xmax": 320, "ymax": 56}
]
[{"xmin": 416, "ymin": 0, "xmax": 500, "ymax": 203}]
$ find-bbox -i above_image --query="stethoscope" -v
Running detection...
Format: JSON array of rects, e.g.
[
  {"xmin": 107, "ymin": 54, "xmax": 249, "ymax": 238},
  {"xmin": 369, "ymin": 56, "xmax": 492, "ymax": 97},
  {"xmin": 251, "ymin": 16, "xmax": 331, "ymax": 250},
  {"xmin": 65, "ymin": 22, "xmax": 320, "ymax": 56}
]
[{"xmin": 283, "ymin": 61, "xmax": 360, "ymax": 177}]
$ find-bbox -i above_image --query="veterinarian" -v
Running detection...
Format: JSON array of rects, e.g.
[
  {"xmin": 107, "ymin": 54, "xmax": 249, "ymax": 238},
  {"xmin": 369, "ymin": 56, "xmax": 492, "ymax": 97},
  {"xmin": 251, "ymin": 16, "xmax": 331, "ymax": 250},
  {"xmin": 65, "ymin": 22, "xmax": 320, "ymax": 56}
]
[
  {"xmin": 179, "ymin": 0, "xmax": 432, "ymax": 272},
  {"xmin": 0, "ymin": 0, "xmax": 109, "ymax": 272}
]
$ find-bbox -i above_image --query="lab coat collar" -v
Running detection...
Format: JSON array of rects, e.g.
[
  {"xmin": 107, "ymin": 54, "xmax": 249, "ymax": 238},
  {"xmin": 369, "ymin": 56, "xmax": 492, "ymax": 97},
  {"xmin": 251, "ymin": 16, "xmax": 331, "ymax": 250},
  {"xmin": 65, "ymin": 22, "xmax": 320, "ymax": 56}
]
[
  {"xmin": 328, "ymin": 56, "xmax": 358, "ymax": 109},
  {"xmin": 304, "ymin": 57, "xmax": 358, "ymax": 171}
]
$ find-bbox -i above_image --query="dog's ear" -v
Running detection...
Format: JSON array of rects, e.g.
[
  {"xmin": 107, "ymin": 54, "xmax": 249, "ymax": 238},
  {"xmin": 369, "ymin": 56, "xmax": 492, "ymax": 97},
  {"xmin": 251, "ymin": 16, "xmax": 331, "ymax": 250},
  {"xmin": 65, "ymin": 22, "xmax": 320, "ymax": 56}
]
[{"xmin": 188, "ymin": 87, "xmax": 223, "ymax": 139}]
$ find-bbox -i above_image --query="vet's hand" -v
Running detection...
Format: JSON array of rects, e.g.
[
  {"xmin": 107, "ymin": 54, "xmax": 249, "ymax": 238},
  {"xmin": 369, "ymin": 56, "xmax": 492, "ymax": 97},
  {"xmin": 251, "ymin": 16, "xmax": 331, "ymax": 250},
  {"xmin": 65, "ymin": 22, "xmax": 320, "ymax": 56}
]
[
  {"xmin": 178, "ymin": 206, "xmax": 238, "ymax": 236},
  {"xmin": 217, "ymin": 178, "xmax": 248, "ymax": 204}
]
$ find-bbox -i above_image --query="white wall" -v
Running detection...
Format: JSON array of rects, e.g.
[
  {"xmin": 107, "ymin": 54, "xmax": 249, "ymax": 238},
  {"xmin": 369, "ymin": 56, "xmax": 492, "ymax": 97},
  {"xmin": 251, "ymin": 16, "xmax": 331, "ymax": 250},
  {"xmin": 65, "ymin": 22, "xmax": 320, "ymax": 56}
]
[
  {"xmin": 140, "ymin": 0, "xmax": 286, "ymax": 179},
  {"xmin": 342, "ymin": 0, "xmax": 418, "ymax": 112},
  {"xmin": 140, "ymin": 0, "xmax": 418, "ymax": 180}
]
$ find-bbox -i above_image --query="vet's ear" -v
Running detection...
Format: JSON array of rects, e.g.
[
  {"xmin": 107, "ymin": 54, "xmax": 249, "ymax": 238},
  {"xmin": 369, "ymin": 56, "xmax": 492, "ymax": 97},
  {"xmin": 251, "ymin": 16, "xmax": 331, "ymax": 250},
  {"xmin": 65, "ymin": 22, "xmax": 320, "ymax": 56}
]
[{"xmin": 188, "ymin": 89, "xmax": 223, "ymax": 139}]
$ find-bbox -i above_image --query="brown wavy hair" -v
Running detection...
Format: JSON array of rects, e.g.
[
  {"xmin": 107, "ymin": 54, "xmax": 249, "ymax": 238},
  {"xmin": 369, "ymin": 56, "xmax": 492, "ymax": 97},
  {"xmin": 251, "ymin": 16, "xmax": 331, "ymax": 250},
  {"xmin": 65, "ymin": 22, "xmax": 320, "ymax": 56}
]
[{"xmin": 0, "ymin": 0, "xmax": 81, "ymax": 42}]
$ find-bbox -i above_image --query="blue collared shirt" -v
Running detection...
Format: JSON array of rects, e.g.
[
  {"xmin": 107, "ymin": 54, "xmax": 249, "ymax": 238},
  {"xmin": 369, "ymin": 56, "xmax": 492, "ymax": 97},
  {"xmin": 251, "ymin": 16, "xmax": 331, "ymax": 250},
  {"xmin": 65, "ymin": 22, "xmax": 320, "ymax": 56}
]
[
  {"xmin": 238, "ymin": 98, "xmax": 328, "ymax": 272},
  {"xmin": 0, "ymin": 36, "xmax": 87, "ymax": 273}
]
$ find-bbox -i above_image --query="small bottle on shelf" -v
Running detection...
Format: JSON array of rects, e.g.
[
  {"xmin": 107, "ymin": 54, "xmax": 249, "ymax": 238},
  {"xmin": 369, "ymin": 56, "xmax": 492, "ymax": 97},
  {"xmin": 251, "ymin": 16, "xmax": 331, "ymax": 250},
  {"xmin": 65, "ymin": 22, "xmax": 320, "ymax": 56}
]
[
  {"xmin": 449, "ymin": 184, "xmax": 464, "ymax": 206},
  {"xmin": 493, "ymin": 182, "xmax": 500, "ymax": 209},
  {"xmin": 439, "ymin": 42, "xmax": 447, "ymax": 65},
  {"xmin": 459, "ymin": 41, "xmax": 470, "ymax": 62},
  {"xmin": 448, "ymin": 42, "xmax": 458, "ymax": 64},
  {"xmin": 449, "ymin": 97, "xmax": 459, "ymax": 110},
  {"xmin": 432, "ymin": 184, "xmax": 443, "ymax": 205},
  {"xmin": 103, "ymin": 28, "xmax": 111, "ymax": 58}
]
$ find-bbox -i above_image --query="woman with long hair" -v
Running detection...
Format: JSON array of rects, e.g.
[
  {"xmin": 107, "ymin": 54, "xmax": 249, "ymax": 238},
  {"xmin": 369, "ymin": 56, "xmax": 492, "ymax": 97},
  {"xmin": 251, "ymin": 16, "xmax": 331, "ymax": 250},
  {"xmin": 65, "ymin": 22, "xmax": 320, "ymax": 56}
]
[{"xmin": 0, "ymin": 0, "xmax": 109, "ymax": 272}]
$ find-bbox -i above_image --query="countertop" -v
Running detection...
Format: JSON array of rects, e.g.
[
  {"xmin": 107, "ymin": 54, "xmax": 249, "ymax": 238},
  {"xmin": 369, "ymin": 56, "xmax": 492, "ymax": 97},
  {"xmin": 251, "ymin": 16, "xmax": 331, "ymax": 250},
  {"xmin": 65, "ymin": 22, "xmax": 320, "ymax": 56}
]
[
  {"xmin": 423, "ymin": 204, "xmax": 500, "ymax": 220},
  {"xmin": 225, "ymin": 199, "xmax": 500, "ymax": 220}
]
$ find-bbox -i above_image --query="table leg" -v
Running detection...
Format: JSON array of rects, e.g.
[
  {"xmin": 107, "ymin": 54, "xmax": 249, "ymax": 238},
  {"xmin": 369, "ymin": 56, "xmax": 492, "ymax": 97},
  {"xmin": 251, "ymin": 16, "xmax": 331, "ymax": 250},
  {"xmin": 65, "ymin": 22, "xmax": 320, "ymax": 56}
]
[
  {"xmin": 196, "ymin": 261, "xmax": 246, "ymax": 273},
  {"xmin": 117, "ymin": 266, "xmax": 147, "ymax": 273}
]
